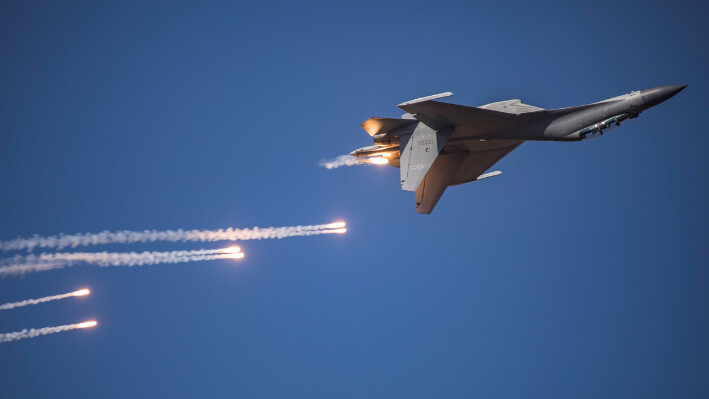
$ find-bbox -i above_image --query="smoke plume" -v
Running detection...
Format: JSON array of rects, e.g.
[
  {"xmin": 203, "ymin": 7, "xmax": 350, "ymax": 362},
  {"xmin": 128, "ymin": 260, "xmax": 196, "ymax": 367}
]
[
  {"xmin": 0, "ymin": 289, "xmax": 89, "ymax": 311},
  {"xmin": 0, "ymin": 222, "xmax": 346, "ymax": 253},
  {"xmin": 319, "ymin": 155, "xmax": 363, "ymax": 169},
  {"xmin": 0, "ymin": 321, "xmax": 96, "ymax": 343},
  {"xmin": 0, "ymin": 248, "xmax": 244, "ymax": 277}
]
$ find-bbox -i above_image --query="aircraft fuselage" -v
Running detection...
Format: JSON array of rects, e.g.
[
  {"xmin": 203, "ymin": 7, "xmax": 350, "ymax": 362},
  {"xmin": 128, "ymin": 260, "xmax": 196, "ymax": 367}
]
[{"xmin": 452, "ymin": 85, "xmax": 686, "ymax": 142}]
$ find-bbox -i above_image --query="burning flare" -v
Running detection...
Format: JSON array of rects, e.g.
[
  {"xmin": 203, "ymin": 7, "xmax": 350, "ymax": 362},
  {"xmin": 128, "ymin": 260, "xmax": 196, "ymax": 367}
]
[
  {"xmin": 220, "ymin": 246, "xmax": 242, "ymax": 254},
  {"xmin": 0, "ymin": 248, "xmax": 248, "ymax": 276},
  {"xmin": 325, "ymin": 221, "xmax": 346, "ymax": 229},
  {"xmin": 215, "ymin": 246, "xmax": 244, "ymax": 259},
  {"xmin": 221, "ymin": 252, "xmax": 245, "ymax": 259},
  {"xmin": 0, "ymin": 320, "xmax": 98, "ymax": 343},
  {"xmin": 77, "ymin": 320, "xmax": 97, "ymax": 329},
  {"xmin": 1, "ymin": 221, "xmax": 351, "ymax": 252},
  {"xmin": 1, "ymin": 288, "xmax": 92, "ymax": 311}
]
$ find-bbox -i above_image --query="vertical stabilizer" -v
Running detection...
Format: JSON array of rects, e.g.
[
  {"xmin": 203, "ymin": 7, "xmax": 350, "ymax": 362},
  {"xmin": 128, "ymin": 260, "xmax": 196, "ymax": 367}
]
[{"xmin": 399, "ymin": 124, "xmax": 451, "ymax": 191}]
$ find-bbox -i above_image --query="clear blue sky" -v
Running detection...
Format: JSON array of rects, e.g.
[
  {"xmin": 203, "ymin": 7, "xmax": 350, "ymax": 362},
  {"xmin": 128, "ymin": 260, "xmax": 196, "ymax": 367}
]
[{"xmin": 1, "ymin": 1, "xmax": 707, "ymax": 397}]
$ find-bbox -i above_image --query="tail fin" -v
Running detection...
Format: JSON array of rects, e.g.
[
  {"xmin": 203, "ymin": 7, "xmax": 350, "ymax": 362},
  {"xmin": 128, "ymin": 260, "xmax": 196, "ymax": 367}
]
[{"xmin": 399, "ymin": 124, "xmax": 452, "ymax": 192}]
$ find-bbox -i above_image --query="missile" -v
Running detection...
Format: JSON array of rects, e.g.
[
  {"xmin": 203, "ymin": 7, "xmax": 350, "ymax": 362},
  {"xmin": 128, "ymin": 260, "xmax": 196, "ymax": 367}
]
[{"xmin": 577, "ymin": 113, "xmax": 633, "ymax": 139}]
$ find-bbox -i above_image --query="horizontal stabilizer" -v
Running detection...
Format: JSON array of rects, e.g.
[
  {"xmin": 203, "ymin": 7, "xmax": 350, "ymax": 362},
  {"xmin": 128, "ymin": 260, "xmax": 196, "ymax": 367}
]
[{"xmin": 360, "ymin": 118, "xmax": 417, "ymax": 136}]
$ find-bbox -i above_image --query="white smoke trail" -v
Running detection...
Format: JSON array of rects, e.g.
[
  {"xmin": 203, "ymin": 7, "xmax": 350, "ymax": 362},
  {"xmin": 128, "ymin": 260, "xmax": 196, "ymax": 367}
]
[
  {"xmin": 0, "ymin": 222, "xmax": 346, "ymax": 253},
  {"xmin": 319, "ymin": 155, "xmax": 364, "ymax": 169},
  {"xmin": 0, "ymin": 248, "xmax": 244, "ymax": 277},
  {"xmin": 0, "ymin": 321, "xmax": 96, "ymax": 343},
  {"xmin": 0, "ymin": 289, "xmax": 89, "ymax": 311}
]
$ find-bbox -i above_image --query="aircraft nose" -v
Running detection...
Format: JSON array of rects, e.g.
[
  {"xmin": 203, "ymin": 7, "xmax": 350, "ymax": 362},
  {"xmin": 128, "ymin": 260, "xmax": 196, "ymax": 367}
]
[{"xmin": 640, "ymin": 84, "xmax": 687, "ymax": 108}]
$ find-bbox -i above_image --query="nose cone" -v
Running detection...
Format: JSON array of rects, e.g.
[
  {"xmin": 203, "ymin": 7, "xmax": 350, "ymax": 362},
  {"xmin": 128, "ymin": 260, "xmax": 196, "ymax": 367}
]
[{"xmin": 641, "ymin": 84, "xmax": 687, "ymax": 108}]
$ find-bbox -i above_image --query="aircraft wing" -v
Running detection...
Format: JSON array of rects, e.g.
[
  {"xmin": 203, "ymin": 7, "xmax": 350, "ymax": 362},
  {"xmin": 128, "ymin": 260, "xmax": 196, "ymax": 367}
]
[
  {"xmin": 449, "ymin": 140, "xmax": 523, "ymax": 186},
  {"xmin": 414, "ymin": 153, "xmax": 467, "ymax": 214},
  {"xmin": 414, "ymin": 140, "xmax": 523, "ymax": 214},
  {"xmin": 398, "ymin": 93, "xmax": 601, "ymax": 132},
  {"xmin": 398, "ymin": 96, "xmax": 515, "ymax": 131}
]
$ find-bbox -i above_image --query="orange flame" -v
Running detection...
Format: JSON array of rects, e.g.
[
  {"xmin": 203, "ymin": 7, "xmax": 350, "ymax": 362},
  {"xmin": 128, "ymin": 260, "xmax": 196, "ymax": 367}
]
[{"xmin": 72, "ymin": 289, "xmax": 90, "ymax": 296}]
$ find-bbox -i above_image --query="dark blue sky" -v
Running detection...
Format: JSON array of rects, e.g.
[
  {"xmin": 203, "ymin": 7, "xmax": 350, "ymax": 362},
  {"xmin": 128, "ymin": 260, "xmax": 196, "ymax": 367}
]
[{"xmin": 1, "ymin": 1, "xmax": 707, "ymax": 397}]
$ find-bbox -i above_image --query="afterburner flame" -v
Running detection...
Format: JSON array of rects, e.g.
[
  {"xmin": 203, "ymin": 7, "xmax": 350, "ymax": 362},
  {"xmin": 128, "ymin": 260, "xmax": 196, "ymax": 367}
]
[
  {"xmin": 220, "ymin": 246, "xmax": 242, "ymax": 254},
  {"xmin": 77, "ymin": 320, "xmax": 97, "ymax": 329},
  {"xmin": 326, "ymin": 221, "xmax": 346, "ymax": 229},
  {"xmin": 72, "ymin": 289, "xmax": 90, "ymax": 296},
  {"xmin": 370, "ymin": 157, "xmax": 389, "ymax": 165}
]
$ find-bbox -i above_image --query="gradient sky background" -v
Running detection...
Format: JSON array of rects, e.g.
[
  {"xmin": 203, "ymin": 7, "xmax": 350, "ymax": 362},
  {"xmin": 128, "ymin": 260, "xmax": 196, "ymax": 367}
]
[{"xmin": 1, "ymin": 1, "xmax": 707, "ymax": 398}]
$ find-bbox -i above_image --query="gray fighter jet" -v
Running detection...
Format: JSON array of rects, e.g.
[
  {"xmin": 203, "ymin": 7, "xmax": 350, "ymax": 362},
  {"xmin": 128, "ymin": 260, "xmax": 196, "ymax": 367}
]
[{"xmin": 350, "ymin": 85, "xmax": 686, "ymax": 214}]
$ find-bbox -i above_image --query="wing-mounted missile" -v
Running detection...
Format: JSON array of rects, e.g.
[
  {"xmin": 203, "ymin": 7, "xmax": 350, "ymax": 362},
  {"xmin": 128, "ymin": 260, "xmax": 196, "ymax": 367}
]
[{"xmin": 568, "ymin": 113, "xmax": 635, "ymax": 140}]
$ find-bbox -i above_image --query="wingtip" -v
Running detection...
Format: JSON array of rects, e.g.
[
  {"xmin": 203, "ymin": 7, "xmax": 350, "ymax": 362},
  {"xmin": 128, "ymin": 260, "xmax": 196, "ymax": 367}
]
[
  {"xmin": 398, "ymin": 92, "xmax": 454, "ymax": 107},
  {"xmin": 415, "ymin": 205, "xmax": 433, "ymax": 214}
]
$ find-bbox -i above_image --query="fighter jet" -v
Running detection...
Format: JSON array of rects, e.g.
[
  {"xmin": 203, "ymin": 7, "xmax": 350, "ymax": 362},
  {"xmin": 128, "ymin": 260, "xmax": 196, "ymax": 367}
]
[{"xmin": 350, "ymin": 85, "xmax": 686, "ymax": 214}]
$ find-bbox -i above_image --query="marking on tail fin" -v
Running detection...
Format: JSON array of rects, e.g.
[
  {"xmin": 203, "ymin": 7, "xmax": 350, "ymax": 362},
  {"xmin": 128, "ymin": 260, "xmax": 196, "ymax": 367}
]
[{"xmin": 400, "ymin": 124, "xmax": 452, "ymax": 192}]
